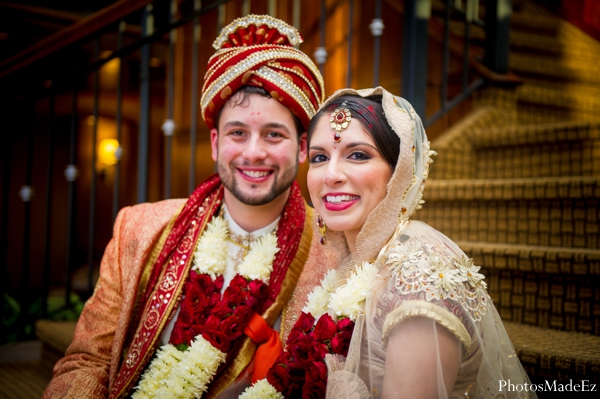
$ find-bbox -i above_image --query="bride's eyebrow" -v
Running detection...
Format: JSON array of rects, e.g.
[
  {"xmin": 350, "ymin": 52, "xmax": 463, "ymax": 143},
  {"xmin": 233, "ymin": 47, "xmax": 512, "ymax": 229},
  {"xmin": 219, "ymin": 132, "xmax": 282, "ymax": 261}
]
[
  {"xmin": 346, "ymin": 142, "xmax": 378, "ymax": 151},
  {"xmin": 309, "ymin": 145, "xmax": 327, "ymax": 151}
]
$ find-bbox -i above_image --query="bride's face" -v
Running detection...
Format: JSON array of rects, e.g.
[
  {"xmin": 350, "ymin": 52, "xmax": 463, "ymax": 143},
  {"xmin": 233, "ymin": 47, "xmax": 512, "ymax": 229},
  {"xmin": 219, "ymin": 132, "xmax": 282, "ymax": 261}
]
[{"xmin": 307, "ymin": 114, "xmax": 393, "ymax": 240}]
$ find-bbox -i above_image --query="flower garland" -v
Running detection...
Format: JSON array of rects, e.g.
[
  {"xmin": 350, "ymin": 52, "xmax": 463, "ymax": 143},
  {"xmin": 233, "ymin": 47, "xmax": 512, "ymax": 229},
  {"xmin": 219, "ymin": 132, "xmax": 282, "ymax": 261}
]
[
  {"xmin": 133, "ymin": 215, "xmax": 280, "ymax": 399},
  {"xmin": 240, "ymin": 261, "xmax": 378, "ymax": 398}
]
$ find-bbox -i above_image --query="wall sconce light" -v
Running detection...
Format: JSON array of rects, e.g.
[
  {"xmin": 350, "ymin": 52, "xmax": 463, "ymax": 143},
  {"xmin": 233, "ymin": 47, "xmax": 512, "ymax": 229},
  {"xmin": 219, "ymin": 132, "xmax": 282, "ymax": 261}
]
[
  {"xmin": 98, "ymin": 139, "xmax": 120, "ymax": 166},
  {"xmin": 97, "ymin": 139, "xmax": 120, "ymax": 176}
]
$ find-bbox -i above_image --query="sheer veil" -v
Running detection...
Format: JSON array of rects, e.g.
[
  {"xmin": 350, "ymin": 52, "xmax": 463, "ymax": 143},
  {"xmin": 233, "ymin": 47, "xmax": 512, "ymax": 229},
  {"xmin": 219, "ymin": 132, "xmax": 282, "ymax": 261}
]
[{"xmin": 316, "ymin": 88, "xmax": 535, "ymax": 399}]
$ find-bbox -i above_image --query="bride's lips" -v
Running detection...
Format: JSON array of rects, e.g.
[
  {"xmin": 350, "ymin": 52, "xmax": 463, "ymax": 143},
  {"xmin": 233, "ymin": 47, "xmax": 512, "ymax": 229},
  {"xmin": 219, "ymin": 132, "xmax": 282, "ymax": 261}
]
[
  {"xmin": 322, "ymin": 192, "xmax": 360, "ymax": 211},
  {"xmin": 237, "ymin": 168, "xmax": 273, "ymax": 182}
]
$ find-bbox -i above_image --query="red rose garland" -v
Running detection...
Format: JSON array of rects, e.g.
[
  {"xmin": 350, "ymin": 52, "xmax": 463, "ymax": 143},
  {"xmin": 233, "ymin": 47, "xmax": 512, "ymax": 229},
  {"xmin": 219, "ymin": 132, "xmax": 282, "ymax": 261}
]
[
  {"xmin": 170, "ymin": 273, "xmax": 268, "ymax": 353},
  {"xmin": 265, "ymin": 312, "xmax": 355, "ymax": 397},
  {"xmin": 241, "ymin": 262, "xmax": 379, "ymax": 399}
]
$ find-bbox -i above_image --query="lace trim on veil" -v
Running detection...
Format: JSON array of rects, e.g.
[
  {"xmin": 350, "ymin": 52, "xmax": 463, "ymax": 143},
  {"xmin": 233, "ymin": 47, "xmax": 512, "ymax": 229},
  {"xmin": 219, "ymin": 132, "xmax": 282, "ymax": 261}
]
[{"xmin": 325, "ymin": 354, "xmax": 371, "ymax": 399}]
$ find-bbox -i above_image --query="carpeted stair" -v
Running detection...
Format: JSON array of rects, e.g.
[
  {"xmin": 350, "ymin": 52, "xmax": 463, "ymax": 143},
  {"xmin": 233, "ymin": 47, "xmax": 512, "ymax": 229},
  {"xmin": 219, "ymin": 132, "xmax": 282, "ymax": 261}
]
[{"xmin": 419, "ymin": 0, "xmax": 600, "ymax": 387}]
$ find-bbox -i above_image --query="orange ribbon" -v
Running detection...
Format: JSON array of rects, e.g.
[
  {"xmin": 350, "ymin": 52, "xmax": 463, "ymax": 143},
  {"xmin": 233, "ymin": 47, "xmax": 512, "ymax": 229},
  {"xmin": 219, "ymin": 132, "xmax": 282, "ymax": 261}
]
[{"xmin": 243, "ymin": 311, "xmax": 283, "ymax": 383}]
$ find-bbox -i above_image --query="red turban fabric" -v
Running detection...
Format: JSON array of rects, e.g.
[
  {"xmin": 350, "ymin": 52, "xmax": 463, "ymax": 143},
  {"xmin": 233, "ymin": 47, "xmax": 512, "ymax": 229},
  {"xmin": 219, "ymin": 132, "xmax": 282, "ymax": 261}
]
[{"xmin": 201, "ymin": 15, "xmax": 325, "ymax": 130}]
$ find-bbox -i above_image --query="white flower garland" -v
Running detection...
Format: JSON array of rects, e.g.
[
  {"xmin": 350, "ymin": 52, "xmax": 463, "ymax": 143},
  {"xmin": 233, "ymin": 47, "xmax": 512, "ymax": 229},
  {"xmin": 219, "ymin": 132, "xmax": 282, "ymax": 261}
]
[
  {"xmin": 239, "ymin": 378, "xmax": 285, "ymax": 399},
  {"xmin": 303, "ymin": 262, "xmax": 377, "ymax": 322},
  {"xmin": 133, "ymin": 336, "xmax": 226, "ymax": 399},
  {"xmin": 192, "ymin": 216, "xmax": 229, "ymax": 279},
  {"xmin": 240, "ymin": 261, "xmax": 378, "ymax": 399},
  {"xmin": 328, "ymin": 262, "xmax": 378, "ymax": 321},
  {"xmin": 238, "ymin": 233, "xmax": 280, "ymax": 283},
  {"xmin": 302, "ymin": 269, "xmax": 337, "ymax": 319},
  {"xmin": 133, "ymin": 215, "xmax": 279, "ymax": 399}
]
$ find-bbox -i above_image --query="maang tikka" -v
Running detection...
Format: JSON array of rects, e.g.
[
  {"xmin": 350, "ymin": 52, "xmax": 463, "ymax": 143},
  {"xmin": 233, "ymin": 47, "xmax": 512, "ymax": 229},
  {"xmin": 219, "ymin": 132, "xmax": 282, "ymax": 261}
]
[
  {"xmin": 317, "ymin": 215, "xmax": 327, "ymax": 245},
  {"xmin": 329, "ymin": 103, "xmax": 352, "ymax": 143}
]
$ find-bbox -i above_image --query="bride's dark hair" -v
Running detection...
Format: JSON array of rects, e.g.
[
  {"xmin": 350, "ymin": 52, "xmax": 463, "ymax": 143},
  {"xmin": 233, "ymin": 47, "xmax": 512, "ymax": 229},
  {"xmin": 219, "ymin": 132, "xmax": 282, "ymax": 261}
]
[{"xmin": 307, "ymin": 94, "xmax": 401, "ymax": 168}]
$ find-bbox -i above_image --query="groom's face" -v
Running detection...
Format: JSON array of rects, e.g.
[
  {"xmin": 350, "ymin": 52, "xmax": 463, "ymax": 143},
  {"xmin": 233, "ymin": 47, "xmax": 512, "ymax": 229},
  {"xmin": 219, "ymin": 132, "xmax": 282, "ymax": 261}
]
[{"xmin": 211, "ymin": 92, "xmax": 307, "ymax": 206}]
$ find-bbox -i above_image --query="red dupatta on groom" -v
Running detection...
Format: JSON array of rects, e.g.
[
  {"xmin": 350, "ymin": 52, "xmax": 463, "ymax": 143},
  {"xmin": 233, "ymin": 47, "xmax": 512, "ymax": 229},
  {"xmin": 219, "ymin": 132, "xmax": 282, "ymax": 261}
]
[{"xmin": 109, "ymin": 174, "xmax": 313, "ymax": 398}]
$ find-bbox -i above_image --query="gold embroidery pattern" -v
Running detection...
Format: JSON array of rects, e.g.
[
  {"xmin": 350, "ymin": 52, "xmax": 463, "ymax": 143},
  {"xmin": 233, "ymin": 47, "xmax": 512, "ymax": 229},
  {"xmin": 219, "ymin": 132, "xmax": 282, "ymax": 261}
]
[
  {"xmin": 386, "ymin": 238, "xmax": 488, "ymax": 322},
  {"xmin": 253, "ymin": 66, "xmax": 316, "ymax": 119},
  {"xmin": 227, "ymin": 231, "xmax": 254, "ymax": 268},
  {"xmin": 201, "ymin": 48, "xmax": 322, "ymax": 120},
  {"xmin": 212, "ymin": 15, "xmax": 304, "ymax": 50},
  {"xmin": 269, "ymin": 62, "xmax": 323, "ymax": 109}
]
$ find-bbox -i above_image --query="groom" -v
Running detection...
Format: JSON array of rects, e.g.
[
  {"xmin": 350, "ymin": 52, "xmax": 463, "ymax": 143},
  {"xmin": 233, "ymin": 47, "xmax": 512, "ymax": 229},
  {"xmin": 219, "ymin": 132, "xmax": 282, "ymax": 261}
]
[{"xmin": 43, "ymin": 15, "xmax": 324, "ymax": 399}]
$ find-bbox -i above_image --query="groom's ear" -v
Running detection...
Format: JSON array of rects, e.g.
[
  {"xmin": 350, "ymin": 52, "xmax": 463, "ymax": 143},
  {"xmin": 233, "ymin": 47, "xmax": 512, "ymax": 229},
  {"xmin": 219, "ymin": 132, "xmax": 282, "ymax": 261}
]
[
  {"xmin": 210, "ymin": 128, "xmax": 219, "ymax": 162},
  {"xmin": 298, "ymin": 132, "xmax": 307, "ymax": 164}
]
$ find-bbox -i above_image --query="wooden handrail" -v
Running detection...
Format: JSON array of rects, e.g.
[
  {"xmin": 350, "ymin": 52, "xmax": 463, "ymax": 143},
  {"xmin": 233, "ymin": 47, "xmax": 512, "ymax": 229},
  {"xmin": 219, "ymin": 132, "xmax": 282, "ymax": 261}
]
[
  {"xmin": 0, "ymin": 0, "xmax": 153, "ymax": 79},
  {"xmin": 0, "ymin": 2, "xmax": 83, "ymax": 24}
]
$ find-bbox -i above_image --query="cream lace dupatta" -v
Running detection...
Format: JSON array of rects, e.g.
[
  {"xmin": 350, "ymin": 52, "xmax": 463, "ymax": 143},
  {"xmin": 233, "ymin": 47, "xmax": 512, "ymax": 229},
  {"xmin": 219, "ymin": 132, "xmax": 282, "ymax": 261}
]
[{"xmin": 320, "ymin": 88, "xmax": 534, "ymax": 399}]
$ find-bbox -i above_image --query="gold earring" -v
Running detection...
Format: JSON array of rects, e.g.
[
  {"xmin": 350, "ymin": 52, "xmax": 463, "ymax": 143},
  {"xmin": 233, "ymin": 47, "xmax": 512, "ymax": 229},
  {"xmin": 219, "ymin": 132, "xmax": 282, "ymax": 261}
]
[{"xmin": 317, "ymin": 215, "xmax": 327, "ymax": 245}]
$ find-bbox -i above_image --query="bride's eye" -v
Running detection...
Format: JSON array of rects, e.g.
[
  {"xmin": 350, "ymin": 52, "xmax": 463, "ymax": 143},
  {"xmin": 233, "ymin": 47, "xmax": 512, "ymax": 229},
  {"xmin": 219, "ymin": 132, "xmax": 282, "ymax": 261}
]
[
  {"xmin": 348, "ymin": 151, "xmax": 371, "ymax": 161},
  {"xmin": 309, "ymin": 153, "xmax": 329, "ymax": 164}
]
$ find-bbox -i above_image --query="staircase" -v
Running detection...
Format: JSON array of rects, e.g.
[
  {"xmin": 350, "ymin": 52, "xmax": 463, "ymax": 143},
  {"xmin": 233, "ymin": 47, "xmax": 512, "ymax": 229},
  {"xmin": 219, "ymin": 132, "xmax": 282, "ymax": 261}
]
[{"xmin": 418, "ymin": 0, "xmax": 600, "ymax": 386}]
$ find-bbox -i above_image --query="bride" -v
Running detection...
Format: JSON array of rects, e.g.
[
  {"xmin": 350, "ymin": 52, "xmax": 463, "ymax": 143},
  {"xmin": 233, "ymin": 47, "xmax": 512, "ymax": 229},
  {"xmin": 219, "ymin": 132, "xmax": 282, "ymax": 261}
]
[{"xmin": 241, "ymin": 87, "xmax": 535, "ymax": 399}]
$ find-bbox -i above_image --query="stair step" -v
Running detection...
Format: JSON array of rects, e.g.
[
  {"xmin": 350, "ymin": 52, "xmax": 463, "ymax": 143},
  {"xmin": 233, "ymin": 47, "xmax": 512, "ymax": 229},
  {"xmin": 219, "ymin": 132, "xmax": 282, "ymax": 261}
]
[
  {"xmin": 470, "ymin": 120, "xmax": 600, "ymax": 148},
  {"xmin": 418, "ymin": 178, "xmax": 600, "ymax": 249},
  {"xmin": 430, "ymin": 106, "xmax": 515, "ymax": 180},
  {"xmin": 429, "ymin": 108, "xmax": 600, "ymax": 180},
  {"xmin": 510, "ymin": 31, "xmax": 565, "ymax": 58},
  {"xmin": 504, "ymin": 321, "xmax": 600, "ymax": 384},
  {"xmin": 0, "ymin": 359, "xmax": 53, "ymax": 399},
  {"xmin": 35, "ymin": 320, "xmax": 76, "ymax": 370},
  {"xmin": 516, "ymin": 84, "xmax": 600, "ymax": 122},
  {"xmin": 424, "ymin": 177, "xmax": 600, "ymax": 201},
  {"xmin": 510, "ymin": 31, "xmax": 600, "ymax": 64},
  {"xmin": 511, "ymin": 2, "xmax": 560, "ymax": 35},
  {"xmin": 510, "ymin": 53, "xmax": 600, "ymax": 85},
  {"xmin": 457, "ymin": 241, "xmax": 600, "ymax": 276},
  {"xmin": 467, "ymin": 121, "xmax": 600, "ymax": 179},
  {"xmin": 453, "ymin": 241, "xmax": 600, "ymax": 335},
  {"xmin": 514, "ymin": 4, "xmax": 600, "ymax": 50}
]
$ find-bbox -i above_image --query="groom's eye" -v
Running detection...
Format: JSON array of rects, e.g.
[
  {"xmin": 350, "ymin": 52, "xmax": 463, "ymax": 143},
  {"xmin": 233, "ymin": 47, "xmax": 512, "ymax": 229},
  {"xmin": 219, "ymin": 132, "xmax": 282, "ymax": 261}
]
[{"xmin": 266, "ymin": 131, "xmax": 284, "ymax": 139}]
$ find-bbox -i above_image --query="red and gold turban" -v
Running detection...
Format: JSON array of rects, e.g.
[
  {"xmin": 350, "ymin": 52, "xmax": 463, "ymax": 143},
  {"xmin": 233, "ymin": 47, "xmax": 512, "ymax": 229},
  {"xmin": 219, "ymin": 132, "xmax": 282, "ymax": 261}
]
[{"xmin": 201, "ymin": 15, "xmax": 325, "ymax": 130}]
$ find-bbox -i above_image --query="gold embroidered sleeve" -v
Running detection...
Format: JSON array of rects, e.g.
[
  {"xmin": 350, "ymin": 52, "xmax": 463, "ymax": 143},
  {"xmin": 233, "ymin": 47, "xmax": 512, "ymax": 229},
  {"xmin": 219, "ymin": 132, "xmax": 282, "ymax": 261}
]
[
  {"xmin": 376, "ymin": 235, "xmax": 490, "ymax": 352},
  {"xmin": 382, "ymin": 300, "xmax": 471, "ymax": 349}
]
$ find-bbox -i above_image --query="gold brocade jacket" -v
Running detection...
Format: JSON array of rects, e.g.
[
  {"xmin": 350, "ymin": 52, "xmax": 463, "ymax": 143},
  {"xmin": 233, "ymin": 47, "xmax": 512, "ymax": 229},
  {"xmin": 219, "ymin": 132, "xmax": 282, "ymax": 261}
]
[{"xmin": 42, "ymin": 199, "xmax": 187, "ymax": 399}]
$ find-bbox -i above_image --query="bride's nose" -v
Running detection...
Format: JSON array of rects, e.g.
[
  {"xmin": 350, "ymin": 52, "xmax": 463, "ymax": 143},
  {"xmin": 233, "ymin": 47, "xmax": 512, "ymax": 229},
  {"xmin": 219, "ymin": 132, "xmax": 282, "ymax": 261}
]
[{"xmin": 322, "ymin": 158, "xmax": 346, "ymax": 186}]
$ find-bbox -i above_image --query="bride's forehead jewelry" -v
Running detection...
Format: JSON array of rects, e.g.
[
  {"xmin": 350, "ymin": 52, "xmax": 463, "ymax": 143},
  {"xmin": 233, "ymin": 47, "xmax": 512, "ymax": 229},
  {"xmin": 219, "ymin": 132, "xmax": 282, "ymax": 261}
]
[{"xmin": 329, "ymin": 102, "xmax": 352, "ymax": 143}]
